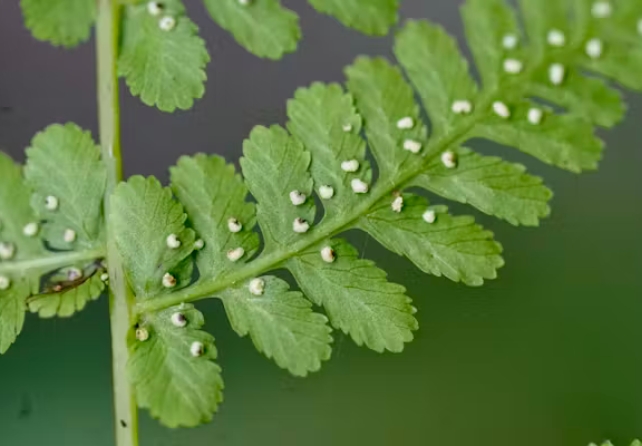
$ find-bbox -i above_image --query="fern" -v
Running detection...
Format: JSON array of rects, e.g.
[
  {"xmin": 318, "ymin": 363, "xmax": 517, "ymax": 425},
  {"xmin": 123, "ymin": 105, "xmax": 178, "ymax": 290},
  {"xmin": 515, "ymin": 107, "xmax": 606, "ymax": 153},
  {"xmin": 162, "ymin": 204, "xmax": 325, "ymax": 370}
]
[
  {"xmin": 4, "ymin": 0, "xmax": 642, "ymax": 437},
  {"xmin": 20, "ymin": 0, "xmax": 400, "ymax": 112}
]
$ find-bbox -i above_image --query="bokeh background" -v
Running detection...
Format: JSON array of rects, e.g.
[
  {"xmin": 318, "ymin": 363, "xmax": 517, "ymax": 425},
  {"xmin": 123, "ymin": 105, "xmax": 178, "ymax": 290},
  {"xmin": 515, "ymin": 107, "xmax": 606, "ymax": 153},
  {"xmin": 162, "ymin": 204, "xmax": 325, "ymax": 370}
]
[{"xmin": 1, "ymin": 0, "xmax": 642, "ymax": 445}]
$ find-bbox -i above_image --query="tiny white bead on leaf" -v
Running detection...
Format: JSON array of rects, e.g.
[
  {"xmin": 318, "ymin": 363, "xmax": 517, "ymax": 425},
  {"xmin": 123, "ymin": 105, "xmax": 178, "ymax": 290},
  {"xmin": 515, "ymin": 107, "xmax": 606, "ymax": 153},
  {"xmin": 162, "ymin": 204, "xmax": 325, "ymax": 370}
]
[
  {"xmin": 502, "ymin": 34, "xmax": 518, "ymax": 50},
  {"xmin": 492, "ymin": 101, "xmax": 511, "ymax": 119},
  {"xmin": 227, "ymin": 217, "xmax": 242, "ymax": 233},
  {"xmin": 100, "ymin": 273, "xmax": 109, "ymax": 282},
  {"xmin": 63, "ymin": 228, "xmax": 77, "ymax": 243},
  {"xmin": 171, "ymin": 312, "xmax": 187, "ymax": 328},
  {"xmin": 0, "ymin": 242, "xmax": 15, "ymax": 260},
  {"xmin": 320, "ymin": 246, "xmax": 335, "ymax": 263},
  {"xmin": 549, "ymin": 63, "xmax": 566, "ymax": 86},
  {"xmin": 293, "ymin": 218, "xmax": 310, "ymax": 233},
  {"xmin": 0, "ymin": 276, "xmax": 10, "ymax": 290},
  {"xmin": 452, "ymin": 100, "xmax": 473, "ymax": 115},
  {"xmin": 423, "ymin": 209, "xmax": 437, "ymax": 224},
  {"xmin": 194, "ymin": 239, "xmax": 205, "ymax": 250},
  {"xmin": 503, "ymin": 59, "xmax": 523, "ymax": 74},
  {"xmin": 249, "ymin": 278, "xmax": 265, "ymax": 296},
  {"xmin": 591, "ymin": 2, "xmax": 612, "ymax": 18},
  {"xmin": 289, "ymin": 190, "xmax": 306, "ymax": 206},
  {"xmin": 67, "ymin": 267, "xmax": 83, "ymax": 281},
  {"xmin": 403, "ymin": 139, "xmax": 422, "ymax": 154},
  {"xmin": 342, "ymin": 123, "xmax": 352, "ymax": 132},
  {"xmin": 45, "ymin": 195, "xmax": 59, "ymax": 211},
  {"xmin": 147, "ymin": 1, "xmax": 163, "ymax": 16},
  {"xmin": 396, "ymin": 117, "xmax": 415, "ymax": 130},
  {"xmin": 351, "ymin": 179, "xmax": 369, "ymax": 194},
  {"xmin": 441, "ymin": 151, "xmax": 457, "ymax": 169},
  {"xmin": 136, "ymin": 328, "xmax": 150, "ymax": 342},
  {"xmin": 547, "ymin": 29, "xmax": 566, "ymax": 47},
  {"xmin": 159, "ymin": 16, "xmax": 176, "ymax": 31},
  {"xmin": 391, "ymin": 196, "xmax": 404, "ymax": 213},
  {"xmin": 23, "ymin": 222, "xmax": 39, "ymax": 237},
  {"xmin": 528, "ymin": 108, "xmax": 544, "ymax": 125},
  {"xmin": 166, "ymin": 233, "xmax": 181, "ymax": 249},
  {"xmin": 227, "ymin": 247, "xmax": 245, "ymax": 262},
  {"xmin": 586, "ymin": 38, "xmax": 603, "ymax": 59},
  {"xmin": 341, "ymin": 159, "xmax": 360, "ymax": 172},
  {"xmin": 190, "ymin": 341, "xmax": 205, "ymax": 357},
  {"xmin": 319, "ymin": 185, "xmax": 334, "ymax": 200},
  {"xmin": 162, "ymin": 272, "xmax": 177, "ymax": 288}
]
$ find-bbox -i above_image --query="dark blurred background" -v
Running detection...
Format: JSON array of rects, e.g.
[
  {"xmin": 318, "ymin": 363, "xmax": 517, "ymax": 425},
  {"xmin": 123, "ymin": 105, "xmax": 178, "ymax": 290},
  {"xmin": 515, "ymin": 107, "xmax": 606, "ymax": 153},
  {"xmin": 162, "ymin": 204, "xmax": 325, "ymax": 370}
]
[{"xmin": 1, "ymin": 0, "xmax": 642, "ymax": 445}]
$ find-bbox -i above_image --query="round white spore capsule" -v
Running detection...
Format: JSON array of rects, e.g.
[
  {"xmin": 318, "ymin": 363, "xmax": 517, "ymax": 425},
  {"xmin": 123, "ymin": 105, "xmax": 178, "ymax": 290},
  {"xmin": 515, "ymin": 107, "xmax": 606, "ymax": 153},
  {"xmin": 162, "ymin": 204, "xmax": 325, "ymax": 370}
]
[
  {"xmin": 249, "ymin": 278, "xmax": 265, "ymax": 296},
  {"xmin": 492, "ymin": 101, "xmax": 511, "ymax": 119},
  {"xmin": 63, "ymin": 228, "xmax": 77, "ymax": 243},
  {"xmin": 503, "ymin": 59, "xmax": 523, "ymax": 74},
  {"xmin": 194, "ymin": 239, "xmax": 205, "ymax": 250},
  {"xmin": 23, "ymin": 222, "xmax": 39, "ymax": 237},
  {"xmin": 351, "ymin": 179, "xmax": 369, "ymax": 194},
  {"xmin": 171, "ymin": 312, "xmax": 187, "ymax": 328},
  {"xmin": 166, "ymin": 233, "xmax": 181, "ymax": 249},
  {"xmin": 136, "ymin": 328, "xmax": 150, "ymax": 342},
  {"xmin": 591, "ymin": 2, "xmax": 612, "ymax": 19},
  {"xmin": 423, "ymin": 209, "xmax": 437, "ymax": 224},
  {"xmin": 547, "ymin": 29, "xmax": 566, "ymax": 47},
  {"xmin": 0, "ymin": 276, "xmax": 11, "ymax": 291},
  {"xmin": 451, "ymin": 100, "xmax": 473, "ymax": 115},
  {"xmin": 502, "ymin": 34, "xmax": 518, "ymax": 50},
  {"xmin": 190, "ymin": 341, "xmax": 205, "ymax": 357},
  {"xmin": 320, "ymin": 246, "xmax": 335, "ymax": 263},
  {"xmin": 293, "ymin": 218, "xmax": 310, "ymax": 233},
  {"xmin": 585, "ymin": 38, "xmax": 603, "ymax": 59},
  {"xmin": 0, "ymin": 242, "xmax": 15, "ymax": 260},
  {"xmin": 227, "ymin": 217, "xmax": 242, "ymax": 233},
  {"xmin": 159, "ymin": 16, "xmax": 176, "ymax": 31},
  {"xmin": 441, "ymin": 151, "xmax": 458, "ymax": 169},
  {"xmin": 289, "ymin": 190, "xmax": 307, "ymax": 206},
  {"xmin": 341, "ymin": 159, "xmax": 360, "ymax": 172},
  {"xmin": 45, "ymin": 195, "xmax": 59, "ymax": 211},
  {"xmin": 226, "ymin": 247, "xmax": 245, "ymax": 262},
  {"xmin": 549, "ymin": 63, "xmax": 566, "ymax": 86},
  {"xmin": 319, "ymin": 185, "xmax": 334, "ymax": 200},
  {"xmin": 391, "ymin": 196, "xmax": 404, "ymax": 213},
  {"xmin": 396, "ymin": 117, "xmax": 415, "ymax": 130},
  {"xmin": 528, "ymin": 108, "xmax": 544, "ymax": 125},
  {"xmin": 147, "ymin": 1, "xmax": 163, "ymax": 16},
  {"xmin": 162, "ymin": 273, "xmax": 177, "ymax": 288},
  {"xmin": 403, "ymin": 139, "xmax": 422, "ymax": 154}
]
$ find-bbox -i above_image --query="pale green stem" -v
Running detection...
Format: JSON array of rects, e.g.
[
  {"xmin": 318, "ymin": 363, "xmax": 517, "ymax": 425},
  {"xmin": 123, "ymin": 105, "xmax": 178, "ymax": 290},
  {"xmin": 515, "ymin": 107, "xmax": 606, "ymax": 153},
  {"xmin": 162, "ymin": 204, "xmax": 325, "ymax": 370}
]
[
  {"xmin": 96, "ymin": 1, "xmax": 139, "ymax": 445},
  {"xmin": 0, "ymin": 248, "xmax": 104, "ymax": 275}
]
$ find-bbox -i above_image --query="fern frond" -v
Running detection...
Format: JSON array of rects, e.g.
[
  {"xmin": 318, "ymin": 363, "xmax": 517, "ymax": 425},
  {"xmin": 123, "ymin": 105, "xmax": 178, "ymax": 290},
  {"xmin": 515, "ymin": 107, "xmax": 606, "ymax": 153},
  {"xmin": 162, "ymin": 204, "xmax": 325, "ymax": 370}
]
[
  {"xmin": 109, "ymin": 0, "xmax": 642, "ymax": 427},
  {"xmin": 20, "ymin": 0, "xmax": 95, "ymax": 48},
  {"xmin": 0, "ymin": 124, "xmax": 107, "ymax": 352}
]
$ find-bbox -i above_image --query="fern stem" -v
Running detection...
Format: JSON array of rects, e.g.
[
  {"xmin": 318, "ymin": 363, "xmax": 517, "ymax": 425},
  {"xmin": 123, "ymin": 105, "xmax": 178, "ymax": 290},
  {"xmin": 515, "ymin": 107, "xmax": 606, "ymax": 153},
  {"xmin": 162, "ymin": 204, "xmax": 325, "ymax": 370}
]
[
  {"xmin": 96, "ymin": 1, "xmax": 139, "ymax": 445},
  {"xmin": 0, "ymin": 248, "xmax": 104, "ymax": 275}
]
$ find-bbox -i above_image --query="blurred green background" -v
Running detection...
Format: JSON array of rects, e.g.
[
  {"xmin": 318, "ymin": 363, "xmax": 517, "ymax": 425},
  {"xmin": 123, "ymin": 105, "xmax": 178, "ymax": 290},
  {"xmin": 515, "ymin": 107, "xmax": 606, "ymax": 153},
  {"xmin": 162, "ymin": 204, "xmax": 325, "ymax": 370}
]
[{"xmin": 1, "ymin": 0, "xmax": 641, "ymax": 445}]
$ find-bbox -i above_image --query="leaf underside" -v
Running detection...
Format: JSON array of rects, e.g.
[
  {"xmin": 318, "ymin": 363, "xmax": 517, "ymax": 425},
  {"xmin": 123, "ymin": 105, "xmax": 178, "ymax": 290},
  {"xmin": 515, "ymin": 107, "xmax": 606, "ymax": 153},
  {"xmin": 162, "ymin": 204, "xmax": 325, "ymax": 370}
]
[
  {"xmin": 307, "ymin": 0, "xmax": 400, "ymax": 36},
  {"xmin": 21, "ymin": 0, "xmax": 96, "ymax": 48}
]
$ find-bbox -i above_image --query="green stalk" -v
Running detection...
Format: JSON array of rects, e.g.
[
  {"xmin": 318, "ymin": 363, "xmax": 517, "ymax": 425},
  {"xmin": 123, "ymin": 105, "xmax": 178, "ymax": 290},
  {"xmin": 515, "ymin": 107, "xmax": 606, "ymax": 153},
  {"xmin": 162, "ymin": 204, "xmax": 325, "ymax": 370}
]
[{"xmin": 96, "ymin": 1, "xmax": 139, "ymax": 445}]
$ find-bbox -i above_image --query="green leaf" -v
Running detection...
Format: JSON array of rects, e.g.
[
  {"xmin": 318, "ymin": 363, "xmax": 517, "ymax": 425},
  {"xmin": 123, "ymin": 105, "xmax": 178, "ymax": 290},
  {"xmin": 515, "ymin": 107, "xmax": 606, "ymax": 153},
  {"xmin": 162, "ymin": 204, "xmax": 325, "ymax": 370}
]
[
  {"xmin": 307, "ymin": 0, "xmax": 399, "ymax": 36},
  {"xmin": 118, "ymin": 0, "xmax": 210, "ymax": 112},
  {"xmin": 288, "ymin": 239, "xmax": 417, "ymax": 352},
  {"xmin": 414, "ymin": 147, "xmax": 552, "ymax": 226},
  {"xmin": 345, "ymin": 57, "xmax": 429, "ymax": 180},
  {"xmin": 128, "ymin": 304, "xmax": 224, "ymax": 428},
  {"xmin": 28, "ymin": 272, "xmax": 105, "ymax": 318},
  {"xmin": 170, "ymin": 155, "xmax": 259, "ymax": 280},
  {"xmin": 220, "ymin": 276, "xmax": 332, "ymax": 376},
  {"xmin": 21, "ymin": 0, "xmax": 96, "ymax": 48},
  {"xmin": 0, "ymin": 278, "xmax": 30, "ymax": 354},
  {"xmin": 240, "ymin": 126, "xmax": 315, "ymax": 248},
  {"xmin": 111, "ymin": 176, "xmax": 195, "ymax": 299},
  {"xmin": 24, "ymin": 123, "xmax": 106, "ymax": 250},
  {"xmin": 359, "ymin": 194, "xmax": 504, "ymax": 286},
  {"xmin": 203, "ymin": 0, "xmax": 300, "ymax": 60},
  {"xmin": 286, "ymin": 82, "xmax": 370, "ymax": 216}
]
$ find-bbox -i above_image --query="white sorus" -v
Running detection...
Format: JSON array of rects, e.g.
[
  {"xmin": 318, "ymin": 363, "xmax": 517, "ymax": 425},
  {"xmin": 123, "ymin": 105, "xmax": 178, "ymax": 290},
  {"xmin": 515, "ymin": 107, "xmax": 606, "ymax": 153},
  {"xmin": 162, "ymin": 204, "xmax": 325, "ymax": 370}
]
[
  {"xmin": 528, "ymin": 107, "xmax": 544, "ymax": 125},
  {"xmin": 341, "ymin": 159, "xmax": 360, "ymax": 172},
  {"xmin": 135, "ymin": 328, "xmax": 150, "ymax": 342},
  {"xmin": 171, "ymin": 312, "xmax": 187, "ymax": 328},
  {"xmin": 292, "ymin": 218, "xmax": 310, "ymax": 233},
  {"xmin": 147, "ymin": 1, "xmax": 163, "ymax": 15},
  {"xmin": 162, "ymin": 272, "xmax": 177, "ymax": 288},
  {"xmin": 502, "ymin": 34, "xmax": 518, "ymax": 50},
  {"xmin": 194, "ymin": 239, "xmax": 205, "ymax": 250},
  {"xmin": 63, "ymin": 228, "xmax": 77, "ymax": 243},
  {"xmin": 227, "ymin": 217, "xmax": 242, "ymax": 233},
  {"xmin": 100, "ymin": 273, "xmax": 109, "ymax": 282},
  {"xmin": 159, "ymin": 16, "xmax": 176, "ymax": 31},
  {"xmin": 549, "ymin": 63, "xmax": 566, "ymax": 86},
  {"xmin": 585, "ymin": 38, "xmax": 603, "ymax": 59},
  {"xmin": 591, "ymin": 1, "xmax": 612, "ymax": 18},
  {"xmin": 451, "ymin": 100, "xmax": 473, "ymax": 115},
  {"xmin": 403, "ymin": 139, "xmax": 422, "ymax": 154},
  {"xmin": 249, "ymin": 278, "xmax": 265, "ymax": 296},
  {"xmin": 23, "ymin": 222, "xmax": 39, "ymax": 237},
  {"xmin": 45, "ymin": 195, "xmax": 59, "ymax": 211},
  {"xmin": 320, "ymin": 246, "xmax": 336, "ymax": 263},
  {"xmin": 166, "ymin": 233, "xmax": 181, "ymax": 249},
  {"xmin": 503, "ymin": 58, "xmax": 523, "ymax": 74},
  {"xmin": 492, "ymin": 101, "xmax": 511, "ymax": 119},
  {"xmin": 396, "ymin": 116, "xmax": 415, "ymax": 130},
  {"xmin": 441, "ymin": 150, "xmax": 457, "ymax": 169},
  {"xmin": 226, "ymin": 247, "xmax": 245, "ymax": 262},
  {"xmin": 0, "ymin": 276, "xmax": 10, "ymax": 290},
  {"xmin": 351, "ymin": 179, "xmax": 369, "ymax": 194},
  {"xmin": 422, "ymin": 209, "xmax": 437, "ymax": 224},
  {"xmin": 289, "ymin": 190, "xmax": 306, "ymax": 206},
  {"xmin": 190, "ymin": 341, "xmax": 205, "ymax": 357},
  {"xmin": 547, "ymin": 29, "xmax": 566, "ymax": 47},
  {"xmin": 67, "ymin": 268, "xmax": 83, "ymax": 281},
  {"xmin": 0, "ymin": 242, "xmax": 15, "ymax": 260},
  {"xmin": 342, "ymin": 123, "xmax": 353, "ymax": 132},
  {"xmin": 318, "ymin": 185, "xmax": 334, "ymax": 200},
  {"xmin": 391, "ymin": 196, "xmax": 404, "ymax": 213}
]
